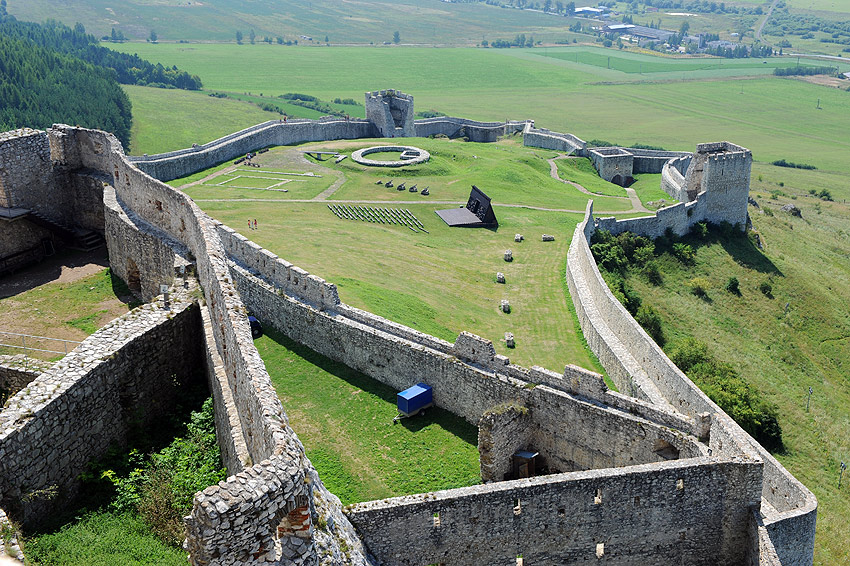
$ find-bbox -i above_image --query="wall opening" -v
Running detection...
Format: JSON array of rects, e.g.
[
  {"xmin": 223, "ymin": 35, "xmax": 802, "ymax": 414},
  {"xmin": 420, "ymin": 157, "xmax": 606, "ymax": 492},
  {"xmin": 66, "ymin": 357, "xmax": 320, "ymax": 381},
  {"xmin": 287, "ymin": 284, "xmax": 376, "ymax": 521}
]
[
  {"xmin": 594, "ymin": 488, "xmax": 602, "ymax": 505},
  {"xmin": 126, "ymin": 258, "xmax": 141, "ymax": 295},
  {"xmin": 596, "ymin": 543, "xmax": 605, "ymax": 558},
  {"xmin": 652, "ymin": 439, "xmax": 680, "ymax": 460}
]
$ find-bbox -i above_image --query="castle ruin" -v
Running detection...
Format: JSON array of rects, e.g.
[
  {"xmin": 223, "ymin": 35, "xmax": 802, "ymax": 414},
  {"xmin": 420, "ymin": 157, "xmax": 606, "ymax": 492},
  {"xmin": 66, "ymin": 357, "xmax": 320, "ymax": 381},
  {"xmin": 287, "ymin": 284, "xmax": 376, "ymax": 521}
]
[{"xmin": 0, "ymin": 90, "xmax": 815, "ymax": 565}]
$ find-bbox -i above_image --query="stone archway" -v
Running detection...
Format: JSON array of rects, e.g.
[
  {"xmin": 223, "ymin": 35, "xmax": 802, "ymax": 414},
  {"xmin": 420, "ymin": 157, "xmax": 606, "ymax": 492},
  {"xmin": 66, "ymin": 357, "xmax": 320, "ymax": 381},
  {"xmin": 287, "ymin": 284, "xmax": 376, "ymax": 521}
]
[{"xmin": 126, "ymin": 258, "xmax": 141, "ymax": 296}]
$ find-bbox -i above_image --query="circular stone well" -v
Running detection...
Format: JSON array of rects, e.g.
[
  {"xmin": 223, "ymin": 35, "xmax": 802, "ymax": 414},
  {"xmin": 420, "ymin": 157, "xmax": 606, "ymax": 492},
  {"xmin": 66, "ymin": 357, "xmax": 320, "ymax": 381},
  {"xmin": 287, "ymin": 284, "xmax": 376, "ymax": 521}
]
[{"xmin": 351, "ymin": 145, "xmax": 430, "ymax": 167}]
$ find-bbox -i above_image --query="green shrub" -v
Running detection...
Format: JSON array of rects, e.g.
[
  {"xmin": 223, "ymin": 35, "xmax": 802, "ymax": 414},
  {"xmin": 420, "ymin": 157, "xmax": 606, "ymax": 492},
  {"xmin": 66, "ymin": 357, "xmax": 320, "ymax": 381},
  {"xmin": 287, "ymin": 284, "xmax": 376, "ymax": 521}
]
[
  {"xmin": 818, "ymin": 189, "xmax": 833, "ymax": 201},
  {"xmin": 105, "ymin": 398, "xmax": 227, "ymax": 546},
  {"xmin": 725, "ymin": 276, "xmax": 740, "ymax": 295},
  {"xmin": 669, "ymin": 338, "xmax": 783, "ymax": 451},
  {"xmin": 591, "ymin": 229, "xmax": 655, "ymax": 274},
  {"xmin": 759, "ymin": 281, "xmax": 773, "ymax": 297},
  {"xmin": 672, "ymin": 242, "xmax": 695, "ymax": 264},
  {"xmin": 635, "ymin": 304, "xmax": 665, "ymax": 347},
  {"xmin": 642, "ymin": 261, "xmax": 663, "ymax": 286},
  {"xmin": 691, "ymin": 221, "xmax": 709, "ymax": 239},
  {"xmin": 688, "ymin": 277, "xmax": 710, "ymax": 298}
]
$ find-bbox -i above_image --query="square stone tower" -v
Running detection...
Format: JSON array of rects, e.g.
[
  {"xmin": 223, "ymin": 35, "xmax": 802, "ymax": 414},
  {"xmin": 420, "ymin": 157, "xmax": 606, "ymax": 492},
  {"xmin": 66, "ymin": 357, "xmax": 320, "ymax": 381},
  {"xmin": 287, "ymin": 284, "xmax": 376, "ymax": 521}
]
[
  {"xmin": 685, "ymin": 141, "xmax": 752, "ymax": 229},
  {"xmin": 365, "ymin": 89, "xmax": 415, "ymax": 138}
]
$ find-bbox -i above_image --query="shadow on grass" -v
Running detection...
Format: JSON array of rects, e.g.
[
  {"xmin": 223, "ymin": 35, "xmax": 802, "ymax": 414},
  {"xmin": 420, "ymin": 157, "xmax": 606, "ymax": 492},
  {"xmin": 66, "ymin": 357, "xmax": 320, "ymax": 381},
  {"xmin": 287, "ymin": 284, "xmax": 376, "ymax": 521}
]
[
  {"xmin": 109, "ymin": 269, "xmax": 143, "ymax": 308},
  {"xmin": 262, "ymin": 328, "xmax": 478, "ymax": 447},
  {"xmin": 661, "ymin": 224, "xmax": 783, "ymax": 277}
]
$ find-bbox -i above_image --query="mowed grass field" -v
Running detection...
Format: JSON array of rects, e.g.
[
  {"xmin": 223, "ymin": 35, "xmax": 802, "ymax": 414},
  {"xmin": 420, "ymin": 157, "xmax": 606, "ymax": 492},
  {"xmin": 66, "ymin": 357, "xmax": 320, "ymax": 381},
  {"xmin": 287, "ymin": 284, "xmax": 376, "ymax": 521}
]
[{"xmin": 193, "ymin": 199, "xmax": 591, "ymax": 373}]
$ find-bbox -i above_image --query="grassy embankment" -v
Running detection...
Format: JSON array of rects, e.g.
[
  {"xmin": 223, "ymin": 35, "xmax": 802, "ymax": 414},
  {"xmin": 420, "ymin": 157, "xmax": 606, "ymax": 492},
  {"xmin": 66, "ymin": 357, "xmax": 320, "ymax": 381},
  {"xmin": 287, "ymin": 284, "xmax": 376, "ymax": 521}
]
[{"xmin": 602, "ymin": 162, "xmax": 850, "ymax": 565}]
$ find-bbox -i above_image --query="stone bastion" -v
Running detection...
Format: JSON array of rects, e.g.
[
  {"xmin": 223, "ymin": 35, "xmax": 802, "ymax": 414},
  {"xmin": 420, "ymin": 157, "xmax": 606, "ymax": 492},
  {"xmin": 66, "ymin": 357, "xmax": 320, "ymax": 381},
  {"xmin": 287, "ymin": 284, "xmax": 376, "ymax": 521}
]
[{"xmin": 0, "ymin": 88, "xmax": 815, "ymax": 566}]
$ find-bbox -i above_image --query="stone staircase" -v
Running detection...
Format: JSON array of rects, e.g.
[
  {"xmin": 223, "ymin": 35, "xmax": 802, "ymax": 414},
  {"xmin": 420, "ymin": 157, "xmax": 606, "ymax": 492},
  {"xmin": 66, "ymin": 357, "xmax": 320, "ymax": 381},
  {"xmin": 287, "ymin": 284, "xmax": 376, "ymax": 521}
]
[{"xmin": 26, "ymin": 211, "xmax": 104, "ymax": 251}]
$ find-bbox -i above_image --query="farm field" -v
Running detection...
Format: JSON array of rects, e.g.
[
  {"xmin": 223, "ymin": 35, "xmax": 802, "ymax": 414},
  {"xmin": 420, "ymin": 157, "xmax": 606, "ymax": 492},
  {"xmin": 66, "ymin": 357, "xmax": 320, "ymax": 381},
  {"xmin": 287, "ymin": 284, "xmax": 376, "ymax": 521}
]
[
  {"xmin": 7, "ymin": 0, "xmax": 586, "ymax": 45},
  {"xmin": 256, "ymin": 330, "xmax": 481, "ymax": 503},
  {"xmin": 116, "ymin": 45, "xmax": 850, "ymax": 180},
  {"xmin": 176, "ymin": 138, "xmax": 621, "ymax": 373}
]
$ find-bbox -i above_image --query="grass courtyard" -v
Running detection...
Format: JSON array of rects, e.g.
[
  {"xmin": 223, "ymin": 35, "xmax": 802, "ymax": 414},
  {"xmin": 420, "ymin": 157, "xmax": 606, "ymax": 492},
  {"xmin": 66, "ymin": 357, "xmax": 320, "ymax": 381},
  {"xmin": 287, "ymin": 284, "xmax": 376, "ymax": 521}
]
[{"xmin": 177, "ymin": 137, "xmax": 644, "ymax": 372}]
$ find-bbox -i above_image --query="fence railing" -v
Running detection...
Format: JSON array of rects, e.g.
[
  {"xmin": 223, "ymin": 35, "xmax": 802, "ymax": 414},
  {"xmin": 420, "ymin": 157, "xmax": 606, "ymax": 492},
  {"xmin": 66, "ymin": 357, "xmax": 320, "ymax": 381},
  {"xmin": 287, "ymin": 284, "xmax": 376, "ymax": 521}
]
[{"xmin": 0, "ymin": 331, "xmax": 80, "ymax": 356}]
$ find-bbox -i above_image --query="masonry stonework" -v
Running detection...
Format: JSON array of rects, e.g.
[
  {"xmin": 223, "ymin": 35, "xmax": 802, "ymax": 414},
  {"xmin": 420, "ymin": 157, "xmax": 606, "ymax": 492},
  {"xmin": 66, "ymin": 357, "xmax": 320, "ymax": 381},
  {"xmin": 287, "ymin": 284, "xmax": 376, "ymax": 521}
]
[{"xmin": 0, "ymin": 91, "xmax": 815, "ymax": 565}]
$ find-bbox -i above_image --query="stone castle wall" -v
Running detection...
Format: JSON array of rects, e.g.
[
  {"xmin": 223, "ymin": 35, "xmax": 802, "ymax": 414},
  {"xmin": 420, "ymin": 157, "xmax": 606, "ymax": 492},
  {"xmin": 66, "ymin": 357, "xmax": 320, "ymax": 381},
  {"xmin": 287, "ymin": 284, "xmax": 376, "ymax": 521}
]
[
  {"xmin": 129, "ymin": 119, "xmax": 378, "ymax": 182},
  {"xmin": 0, "ymin": 359, "xmax": 41, "ymax": 399},
  {"xmin": 566, "ymin": 200, "xmax": 817, "ymax": 565},
  {"xmin": 589, "ymin": 147, "xmax": 634, "ymax": 184},
  {"xmin": 347, "ymin": 458, "xmax": 762, "ymax": 566},
  {"xmin": 0, "ymin": 106, "xmax": 816, "ymax": 565},
  {"xmin": 0, "ymin": 129, "xmax": 53, "ymax": 211},
  {"xmin": 522, "ymin": 122, "xmax": 587, "ymax": 155},
  {"xmin": 46, "ymin": 125, "xmax": 372, "ymax": 564},
  {"xmin": 365, "ymin": 89, "xmax": 415, "ymax": 137},
  {"xmin": 0, "ymin": 288, "xmax": 203, "ymax": 526},
  {"xmin": 414, "ymin": 117, "xmax": 526, "ymax": 142}
]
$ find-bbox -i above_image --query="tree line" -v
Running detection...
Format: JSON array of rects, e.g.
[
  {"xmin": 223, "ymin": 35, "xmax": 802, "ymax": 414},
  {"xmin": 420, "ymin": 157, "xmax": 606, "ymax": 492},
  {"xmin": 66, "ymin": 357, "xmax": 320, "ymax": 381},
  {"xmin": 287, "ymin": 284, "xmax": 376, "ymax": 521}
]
[
  {"xmin": 0, "ymin": 6, "xmax": 202, "ymax": 90},
  {"xmin": 0, "ymin": 32, "xmax": 132, "ymax": 148}
]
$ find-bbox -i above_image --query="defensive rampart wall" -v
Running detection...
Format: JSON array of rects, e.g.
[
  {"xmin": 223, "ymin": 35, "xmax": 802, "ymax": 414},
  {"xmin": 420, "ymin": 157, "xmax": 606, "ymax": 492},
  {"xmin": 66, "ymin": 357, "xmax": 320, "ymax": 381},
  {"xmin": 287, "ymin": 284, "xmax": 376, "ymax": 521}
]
[
  {"xmin": 227, "ymin": 258, "xmax": 704, "ymax": 476},
  {"xmin": 522, "ymin": 122, "xmax": 587, "ymax": 155},
  {"xmin": 54, "ymin": 125, "xmax": 371, "ymax": 564},
  {"xmin": 0, "ymin": 109, "xmax": 816, "ymax": 565},
  {"xmin": 414, "ymin": 117, "xmax": 526, "ymax": 142},
  {"xmin": 347, "ymin": 458, "xmax": 762, "ymax": 566},
  {"xmin": 0, "ymin": 359, "xmax": 41, "ymax": 399},
  {"xmin": 566, "ymin": 200, "xmax": 817, "ymax": 565},
  {"xmin": 0, "ymin": 289, "xmax": 203, "ymax": 526},
  {"xmin": 129, "ymin": 119, "xmax": 378, "ymax": 182}
]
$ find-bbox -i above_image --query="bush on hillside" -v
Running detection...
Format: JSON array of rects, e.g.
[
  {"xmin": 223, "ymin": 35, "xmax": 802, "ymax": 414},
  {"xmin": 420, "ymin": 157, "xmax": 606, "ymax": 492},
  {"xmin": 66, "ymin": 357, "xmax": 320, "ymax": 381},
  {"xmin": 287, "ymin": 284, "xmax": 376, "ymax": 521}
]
[
  {"xmin": 670, "ymin": 338, "xmax": 783, "ymax": 451},
  {"xmin": 635, "ymin": 304, "xmax": 665, "ymax": 346},
  {"xmin": 673, "ymin": 242, "xmax": 696, "ymax": 264},
  {"xmin": 726, "ymin": 276, "xmax": 741, "ymax": 295}
]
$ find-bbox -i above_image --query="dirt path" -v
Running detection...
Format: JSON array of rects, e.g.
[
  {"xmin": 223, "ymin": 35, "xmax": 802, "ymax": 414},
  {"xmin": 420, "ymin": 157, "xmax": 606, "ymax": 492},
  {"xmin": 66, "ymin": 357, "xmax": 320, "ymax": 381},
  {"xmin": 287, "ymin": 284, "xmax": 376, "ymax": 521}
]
[{"xmin": 547, "ymin": 154, "xmax": 649, "ymax": 213}]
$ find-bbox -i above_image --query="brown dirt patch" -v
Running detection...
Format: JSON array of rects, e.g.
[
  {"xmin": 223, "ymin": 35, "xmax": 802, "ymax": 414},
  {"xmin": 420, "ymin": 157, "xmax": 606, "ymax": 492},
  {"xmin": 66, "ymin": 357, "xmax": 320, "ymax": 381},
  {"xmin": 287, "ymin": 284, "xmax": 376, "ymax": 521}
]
[{"xmin": 793, "ymin": 75, "xmax": 849, "ymax": 89}]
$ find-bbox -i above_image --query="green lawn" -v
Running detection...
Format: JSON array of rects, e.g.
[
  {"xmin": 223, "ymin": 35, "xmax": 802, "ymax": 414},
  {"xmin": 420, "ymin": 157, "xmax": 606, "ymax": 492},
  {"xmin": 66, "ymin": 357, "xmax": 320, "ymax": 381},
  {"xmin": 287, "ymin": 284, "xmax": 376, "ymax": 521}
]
[
  {"xmin": 630, "ymin": 173, "xmax": 669, "ymax": 208},
  {"xmin": 602, "ymin": 175, "xmax": 850, "ymax": 564},
  {"xmin": 310, "ymin": 138, "xmax": 631, "ymax": 211},
  {"xmin": 256, "ymin": 330, "xmax": 481, "ymax": 503},
  {"xmin": 200, "ymin": 196, "xmax": 594, "ymax": 372},
  {"xmin": 23, "ymin": 510, "xmax": 187, "ymax": 566},
  {"xmin": 555, "ymin": 157, "xmax": 627, "ymax": 197},
  {"xmin": 0, "ymin": 266, "xmax": 138, "ymax": 358}
]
